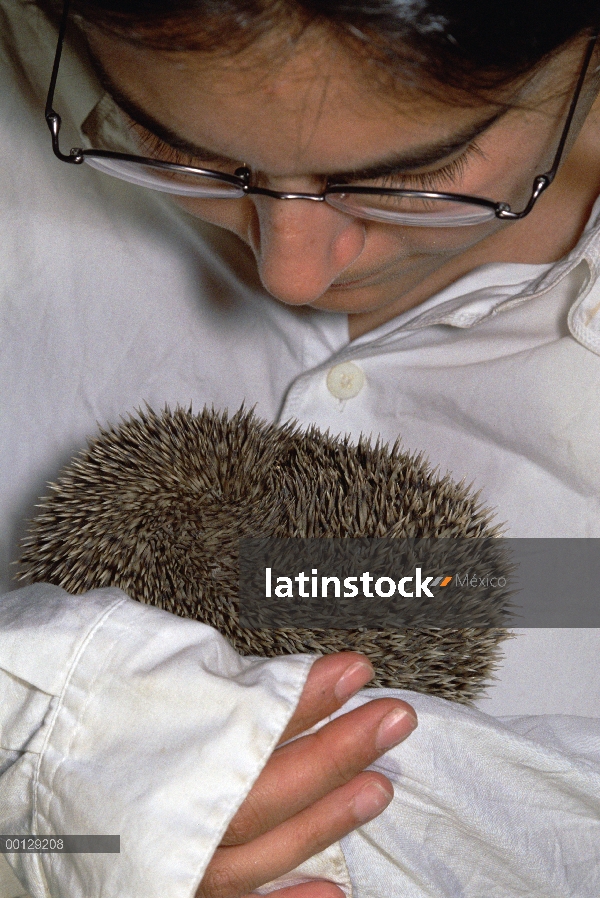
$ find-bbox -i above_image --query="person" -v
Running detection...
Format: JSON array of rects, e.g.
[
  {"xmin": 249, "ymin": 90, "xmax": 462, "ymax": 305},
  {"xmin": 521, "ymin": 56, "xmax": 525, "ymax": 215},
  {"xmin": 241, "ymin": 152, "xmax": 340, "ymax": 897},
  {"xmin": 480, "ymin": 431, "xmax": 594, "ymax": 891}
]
[{"xmin": 0, "ymin": 0, "xmax": 599, "ymax": 896}]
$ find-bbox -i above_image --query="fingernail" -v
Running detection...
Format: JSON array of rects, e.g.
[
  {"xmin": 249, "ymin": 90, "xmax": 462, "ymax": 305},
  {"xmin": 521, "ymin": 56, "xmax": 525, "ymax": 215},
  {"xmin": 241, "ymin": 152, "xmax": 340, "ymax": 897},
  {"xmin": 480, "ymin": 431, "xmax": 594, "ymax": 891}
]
[
  {"xmin": 352, "ymin": 781, "xmax": 393, "ymax": 824},
  {"xmin": 375, "ymin": 708, "xmax": 418, "ymax": 751},
  {"xmin": 334, "ymin": 661, "xmax": 374, "ymax": 702}
]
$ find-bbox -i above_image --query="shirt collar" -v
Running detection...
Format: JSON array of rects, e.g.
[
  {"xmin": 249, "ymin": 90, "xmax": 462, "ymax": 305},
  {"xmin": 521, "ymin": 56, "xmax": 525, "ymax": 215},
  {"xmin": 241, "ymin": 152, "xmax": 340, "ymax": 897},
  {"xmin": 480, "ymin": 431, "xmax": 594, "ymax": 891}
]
[{"xmin": 350, "ymin": 194, "xmax": 600, "ymax": 356}]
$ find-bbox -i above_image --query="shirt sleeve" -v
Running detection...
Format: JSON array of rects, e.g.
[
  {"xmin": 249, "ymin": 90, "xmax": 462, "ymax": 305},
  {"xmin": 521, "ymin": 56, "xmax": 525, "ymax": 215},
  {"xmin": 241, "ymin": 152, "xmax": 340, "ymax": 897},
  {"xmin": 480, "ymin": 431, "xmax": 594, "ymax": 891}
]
[
  {"xmin": 0, "ymin": 584, "xmax": 315, "ymax": 898},
  {"xmin": 338, "ymin": 688, "xmax": 600, "ymax": 897}
]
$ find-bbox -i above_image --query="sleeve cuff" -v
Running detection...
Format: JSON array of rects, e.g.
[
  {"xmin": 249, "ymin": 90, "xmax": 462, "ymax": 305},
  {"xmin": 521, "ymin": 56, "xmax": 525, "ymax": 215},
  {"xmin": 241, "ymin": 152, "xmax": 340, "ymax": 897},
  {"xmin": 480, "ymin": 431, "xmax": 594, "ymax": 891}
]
[{"xmin": 1, "ymin": 585, "xmax": 315, "ymax": 898}]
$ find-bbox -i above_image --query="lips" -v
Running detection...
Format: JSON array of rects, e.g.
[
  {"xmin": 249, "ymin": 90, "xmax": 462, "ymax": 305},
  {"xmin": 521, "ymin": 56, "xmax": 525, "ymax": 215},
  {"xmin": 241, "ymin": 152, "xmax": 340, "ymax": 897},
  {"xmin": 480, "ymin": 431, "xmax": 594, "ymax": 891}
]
[
  {"xmin": 330, "ymin": 268, "xmax": 392, "ymax": 290},
  {"xmin": 330, "ymin": 257, "xmax": 420, "ymax": 291},
  {"xmin": 330, "ymin": 275, "xmax": 373, "ymax": 289}
]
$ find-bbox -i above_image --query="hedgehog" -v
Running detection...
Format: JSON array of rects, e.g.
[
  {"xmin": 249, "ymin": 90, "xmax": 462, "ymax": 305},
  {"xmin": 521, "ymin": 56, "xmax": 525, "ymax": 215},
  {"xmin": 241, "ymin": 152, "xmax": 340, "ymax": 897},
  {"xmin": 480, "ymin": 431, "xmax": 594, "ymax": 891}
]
[{"xmin": 17, "ymin": 405, "xmax": 515, "ymax": 704}]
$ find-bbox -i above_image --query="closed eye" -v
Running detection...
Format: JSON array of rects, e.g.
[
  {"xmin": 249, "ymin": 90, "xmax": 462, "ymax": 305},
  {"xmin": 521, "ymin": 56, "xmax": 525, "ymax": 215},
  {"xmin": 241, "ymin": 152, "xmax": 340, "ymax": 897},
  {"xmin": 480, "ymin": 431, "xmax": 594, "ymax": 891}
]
[
  {"xmin": 124, "ymin": 113, "xmax": 486, "ymax": 191},
  {"xmin": 332, "ymin": 142, "xmax": 487, "ymax": 192}
]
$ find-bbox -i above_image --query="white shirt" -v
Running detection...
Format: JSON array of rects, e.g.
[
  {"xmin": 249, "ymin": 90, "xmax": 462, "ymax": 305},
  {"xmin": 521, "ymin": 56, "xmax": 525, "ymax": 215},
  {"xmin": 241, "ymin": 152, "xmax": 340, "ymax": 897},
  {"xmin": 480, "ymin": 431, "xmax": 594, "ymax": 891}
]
[{"xmin": 1, "ymin": 1, "xmax": 599, "ymax": 895}]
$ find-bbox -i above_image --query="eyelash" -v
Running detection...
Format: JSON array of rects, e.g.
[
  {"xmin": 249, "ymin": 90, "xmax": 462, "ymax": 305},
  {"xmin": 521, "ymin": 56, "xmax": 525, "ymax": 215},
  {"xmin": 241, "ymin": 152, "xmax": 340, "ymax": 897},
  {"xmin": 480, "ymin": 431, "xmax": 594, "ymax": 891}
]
[
  {"xmin": 351, "ymin": 142, "xmax": 486, "ymax": 191},
  {"xmin": 129, "ymin": 120, "xmax": 484, "ymax": 191},
  {"xmin": 128, "ymin": 121, "xmax": 225, "ymax": 168}
]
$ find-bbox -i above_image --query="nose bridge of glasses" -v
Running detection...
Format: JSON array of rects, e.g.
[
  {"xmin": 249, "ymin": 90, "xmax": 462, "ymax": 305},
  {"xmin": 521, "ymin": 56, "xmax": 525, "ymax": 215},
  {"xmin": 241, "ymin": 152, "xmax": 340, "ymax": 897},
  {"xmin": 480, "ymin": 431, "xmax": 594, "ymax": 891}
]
[
  {"xmin": 246, "ymin": 185, "xmax": 327, "ymax": 201},
  {"xmin": 241, "ymin": 166, "xmax": 332, "ymax": 202}
]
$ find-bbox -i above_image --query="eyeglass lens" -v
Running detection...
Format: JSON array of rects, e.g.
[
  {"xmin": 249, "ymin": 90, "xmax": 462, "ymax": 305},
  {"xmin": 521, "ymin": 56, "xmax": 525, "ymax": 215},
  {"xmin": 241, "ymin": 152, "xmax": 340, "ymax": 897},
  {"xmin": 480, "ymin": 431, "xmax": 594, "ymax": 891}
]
[
  {"xmin": 83, "ymin": 156, "xmax": 246, "ymax": 198},
  {"xmin": 82, "ymin": 155, "xmax": 497, "ymax": 225}
]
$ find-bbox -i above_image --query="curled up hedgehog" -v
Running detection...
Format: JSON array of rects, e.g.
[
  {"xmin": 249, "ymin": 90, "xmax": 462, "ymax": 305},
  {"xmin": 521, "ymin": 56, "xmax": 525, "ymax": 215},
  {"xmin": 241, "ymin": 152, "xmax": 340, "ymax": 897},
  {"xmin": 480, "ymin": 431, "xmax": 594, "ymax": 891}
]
[{"xmin": 18, "ymin": 405, "xmax": 515, "ymax": 704}]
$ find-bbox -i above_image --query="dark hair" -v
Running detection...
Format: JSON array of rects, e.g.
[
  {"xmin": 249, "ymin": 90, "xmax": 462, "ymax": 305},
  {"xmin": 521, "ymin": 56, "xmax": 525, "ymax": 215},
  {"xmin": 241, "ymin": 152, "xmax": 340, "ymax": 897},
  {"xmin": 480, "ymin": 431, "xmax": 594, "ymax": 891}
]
[{"xmin": 39, "ymin": 0, "xmax": 600, "ymax": 99}]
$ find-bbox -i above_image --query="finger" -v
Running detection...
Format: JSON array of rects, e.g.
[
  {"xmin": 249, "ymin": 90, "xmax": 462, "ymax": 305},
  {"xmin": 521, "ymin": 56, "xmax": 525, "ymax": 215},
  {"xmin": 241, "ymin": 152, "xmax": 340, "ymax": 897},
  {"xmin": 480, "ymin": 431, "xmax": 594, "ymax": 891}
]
[
  {"xmin": 241, "ymin": 881, "xmax": 346, "ymax": 898},
  {"xmin": 199, "ymin": 771, "xmax": 393, "ymax": 898},
  {"xmin": 222, "ymin": 697, "xmax": 416, "ymax": 845},
  {"xmin": 277, "ymin": 652, "xmax": 375, "ymax": 747}
]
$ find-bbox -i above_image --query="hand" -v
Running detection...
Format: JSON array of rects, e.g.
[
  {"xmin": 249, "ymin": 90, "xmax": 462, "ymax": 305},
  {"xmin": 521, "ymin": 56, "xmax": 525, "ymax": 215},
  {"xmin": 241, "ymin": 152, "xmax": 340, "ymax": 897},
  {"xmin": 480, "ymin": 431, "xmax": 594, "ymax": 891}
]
[{"xmin": 196, "ymin": 652, "xmax": 418, "ymax": 898}]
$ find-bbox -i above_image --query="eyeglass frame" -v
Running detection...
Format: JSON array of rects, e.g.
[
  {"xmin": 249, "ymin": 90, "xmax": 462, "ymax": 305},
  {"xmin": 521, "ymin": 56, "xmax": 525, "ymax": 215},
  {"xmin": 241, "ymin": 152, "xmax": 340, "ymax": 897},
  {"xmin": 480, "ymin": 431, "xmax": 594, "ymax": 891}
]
[{"xmin": 46, "ymin": 0, "xmax": 599, "ymax": 223}]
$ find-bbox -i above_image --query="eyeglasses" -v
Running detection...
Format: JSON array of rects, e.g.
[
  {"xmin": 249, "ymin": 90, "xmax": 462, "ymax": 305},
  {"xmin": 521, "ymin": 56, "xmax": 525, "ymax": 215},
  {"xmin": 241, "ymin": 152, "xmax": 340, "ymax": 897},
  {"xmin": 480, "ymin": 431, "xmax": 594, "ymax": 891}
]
[{"xmin": 46, "ymin": 0, "xmax": 598, "ymax": 228}]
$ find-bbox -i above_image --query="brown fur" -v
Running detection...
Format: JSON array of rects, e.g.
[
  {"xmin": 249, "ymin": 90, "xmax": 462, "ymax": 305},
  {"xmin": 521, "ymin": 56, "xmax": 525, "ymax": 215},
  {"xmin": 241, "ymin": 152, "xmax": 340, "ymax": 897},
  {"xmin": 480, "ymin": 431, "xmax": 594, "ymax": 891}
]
[{"xmin": 18, "ymin": 405, "xmax": 513, "ymax": 703}]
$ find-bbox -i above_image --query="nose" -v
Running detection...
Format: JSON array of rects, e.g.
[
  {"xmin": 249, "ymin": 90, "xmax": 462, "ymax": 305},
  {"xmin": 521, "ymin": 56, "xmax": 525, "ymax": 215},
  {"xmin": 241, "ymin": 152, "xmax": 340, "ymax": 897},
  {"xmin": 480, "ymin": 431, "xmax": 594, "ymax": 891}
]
[{"xmin": 248, "ymin": 187, "xmax": 366, "ymax": 305}]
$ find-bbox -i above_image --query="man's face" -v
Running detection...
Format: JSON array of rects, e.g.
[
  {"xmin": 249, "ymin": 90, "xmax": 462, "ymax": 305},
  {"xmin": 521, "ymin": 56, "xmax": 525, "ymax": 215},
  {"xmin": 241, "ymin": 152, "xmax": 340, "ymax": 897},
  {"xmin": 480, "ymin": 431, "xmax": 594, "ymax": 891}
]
[{"xmin": 84, "ymin": 25, "xmax": 593, "ymax": 330}]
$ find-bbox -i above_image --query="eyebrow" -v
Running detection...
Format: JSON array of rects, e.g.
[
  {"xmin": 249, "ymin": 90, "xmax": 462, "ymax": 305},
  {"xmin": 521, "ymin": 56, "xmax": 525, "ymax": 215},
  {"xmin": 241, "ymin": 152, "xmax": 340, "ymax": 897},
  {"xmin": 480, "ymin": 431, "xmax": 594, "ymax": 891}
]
[{"xmin": 89, "ymin": 51, "xmax": 505, "ymax": 178}]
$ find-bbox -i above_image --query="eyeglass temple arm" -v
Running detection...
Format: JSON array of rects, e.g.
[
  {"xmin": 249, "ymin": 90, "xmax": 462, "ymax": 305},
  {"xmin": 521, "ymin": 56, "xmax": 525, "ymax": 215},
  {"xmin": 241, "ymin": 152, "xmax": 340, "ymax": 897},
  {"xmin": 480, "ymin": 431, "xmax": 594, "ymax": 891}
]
[
  {"xmin": 45, "ymin": 0, "xmax": 83, "ymax": 163},
  {"xmin": 545, "ymin": 31, "xmax": 599, "ymax": 179},
  {"xmin": 498, "ymin": 29, "xmax": 599, "ymax": 221}
]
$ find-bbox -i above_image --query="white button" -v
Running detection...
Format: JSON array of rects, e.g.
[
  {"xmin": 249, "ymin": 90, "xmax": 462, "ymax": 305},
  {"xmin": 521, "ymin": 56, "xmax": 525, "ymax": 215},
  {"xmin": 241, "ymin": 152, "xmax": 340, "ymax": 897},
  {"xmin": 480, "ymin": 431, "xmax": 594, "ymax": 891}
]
[{"xmin": 326, "ymin": 362, "xmax": 365, "ymax": 399}]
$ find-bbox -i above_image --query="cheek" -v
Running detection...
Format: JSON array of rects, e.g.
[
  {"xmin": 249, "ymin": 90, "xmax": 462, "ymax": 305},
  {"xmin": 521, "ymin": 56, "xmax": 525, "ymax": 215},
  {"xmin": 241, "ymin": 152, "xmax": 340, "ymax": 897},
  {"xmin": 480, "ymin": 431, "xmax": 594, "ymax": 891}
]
[{"xmin": 367, "ymin": 217, "xmax": 506, "ymax": 258}]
